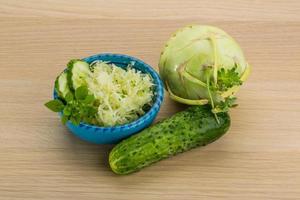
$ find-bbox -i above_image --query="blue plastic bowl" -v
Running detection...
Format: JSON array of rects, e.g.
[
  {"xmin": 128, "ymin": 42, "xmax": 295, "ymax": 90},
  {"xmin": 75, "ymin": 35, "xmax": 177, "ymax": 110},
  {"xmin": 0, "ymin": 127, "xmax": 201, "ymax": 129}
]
[{"xmin": 54, "ymin": 53, "xmax": 164, "ymax": 144}]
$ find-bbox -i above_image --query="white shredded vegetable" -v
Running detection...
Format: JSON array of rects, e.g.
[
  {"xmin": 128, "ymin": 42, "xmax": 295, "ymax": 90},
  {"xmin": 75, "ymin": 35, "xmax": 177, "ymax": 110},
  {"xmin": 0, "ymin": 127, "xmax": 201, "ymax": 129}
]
[{"xmin": 86, "ymin": 61, "xmax": 154, "ymax": 126}]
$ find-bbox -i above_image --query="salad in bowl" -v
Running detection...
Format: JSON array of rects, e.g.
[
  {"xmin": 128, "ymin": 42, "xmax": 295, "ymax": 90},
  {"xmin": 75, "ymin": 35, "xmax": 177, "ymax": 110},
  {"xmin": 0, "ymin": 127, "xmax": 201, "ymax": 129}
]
[{"xmin": 45, "ymin": 53, "xmax": 164, "ymax": 144}]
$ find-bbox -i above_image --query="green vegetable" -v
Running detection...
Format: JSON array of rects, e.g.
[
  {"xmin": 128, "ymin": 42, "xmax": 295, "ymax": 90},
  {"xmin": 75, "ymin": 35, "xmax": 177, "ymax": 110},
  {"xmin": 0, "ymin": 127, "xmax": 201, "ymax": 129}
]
[
  {"xmin": 46, "ymin": 60, "xmax": 154, "ymax": 127},
  {"xmin": 75, "ymin": 84, "xmax": 88, "ymax": 100},
  {"xmin": 54, "ymin": 71, "xmax": 71, "ymax": 98},
  {"xmin": 45, "ymin": 99, "xmax": 64, "ymax": 112},
  {"xmin": 45, "ymin": 86, "xmax": 98, "ymax": 125},
  {"xmin": 109, "ymin": 105, "xmax": 230, "ymax": 175},
  {"xmin": 213, "ymin": 65, "xmax": 243, "ymax": 92},
  {"xmin": 67, "ymin": 59, "xmax": 91, "ymax": 90},
  {"xmin": 159, "ymin": 25, "xmax": 250, "ymax": 117}
]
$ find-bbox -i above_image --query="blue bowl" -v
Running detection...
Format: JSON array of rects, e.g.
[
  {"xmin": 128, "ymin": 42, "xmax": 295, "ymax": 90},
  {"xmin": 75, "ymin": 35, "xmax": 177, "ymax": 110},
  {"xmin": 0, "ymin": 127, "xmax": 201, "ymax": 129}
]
[{"xmin": 54, "ymin": 53, "xmax": 164, "ymax": 144}]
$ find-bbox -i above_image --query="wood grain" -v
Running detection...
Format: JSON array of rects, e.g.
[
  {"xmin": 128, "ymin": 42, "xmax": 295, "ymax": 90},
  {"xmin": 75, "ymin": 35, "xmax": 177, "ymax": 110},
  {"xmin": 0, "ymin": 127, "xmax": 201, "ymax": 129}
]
[{"xmin": 0, "ymin": 0, "xmax": 300, "ymax": 199}]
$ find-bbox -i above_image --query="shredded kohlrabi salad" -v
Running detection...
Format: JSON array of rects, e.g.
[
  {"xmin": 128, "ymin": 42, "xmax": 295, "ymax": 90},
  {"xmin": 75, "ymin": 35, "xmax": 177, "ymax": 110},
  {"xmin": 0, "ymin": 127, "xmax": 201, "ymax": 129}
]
[
  {"xmin": 87, "ymin": 61, "xmax": 154, "ymax": 126},
  {"xmin": 45, "ymin": 59, "xmax": 155, "ymax": 127}
]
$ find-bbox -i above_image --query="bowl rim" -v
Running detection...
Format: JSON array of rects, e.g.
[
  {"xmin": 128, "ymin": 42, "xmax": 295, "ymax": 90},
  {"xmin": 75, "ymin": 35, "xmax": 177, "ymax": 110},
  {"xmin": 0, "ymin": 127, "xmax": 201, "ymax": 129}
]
[{"xmin": 53, "ymin": 53, "xmax": 164, "ymax": 132}]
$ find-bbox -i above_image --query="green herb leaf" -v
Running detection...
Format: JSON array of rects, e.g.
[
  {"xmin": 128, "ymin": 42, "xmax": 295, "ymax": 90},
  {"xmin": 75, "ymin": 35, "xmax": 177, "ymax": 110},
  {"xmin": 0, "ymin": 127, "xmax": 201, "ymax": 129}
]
[
  {"xmin": 213, "ymin": 97, "xmax": 238, "ymax": 113},
  {"xmin": 44, "ymin": 99, "xmax": 64, "ymax": 112},
  {"xmin": 70, "ymin": 115, "xmax": 81, "ymax": 126},
  {"xmin": 75, "ymin": 85, "xmax": 88, "ymax": 100},
  {"xmin": 61, "ymin": 115, "xmax": 69, "ymax": 124},
  {"xmin": 83, "ymin": 94, "xmax": 95, "ymax": 104},
  {"xmin": 217, "ymin": 66, "xmax": 242, "ymax": 91},
  {"xmin": 65, "ymin": 92, "xmax": 74, "ymax": 102},
  {"xmin": 63, "ymin": 105, "xmax": 72, "ymax": 116},
  {"xmin": 86, "ymin": 106, "xmax": 98, "ymax": 115},
  {"xmin": 225, "ymin": 96, "xmax": 238, "ymax": 107}
]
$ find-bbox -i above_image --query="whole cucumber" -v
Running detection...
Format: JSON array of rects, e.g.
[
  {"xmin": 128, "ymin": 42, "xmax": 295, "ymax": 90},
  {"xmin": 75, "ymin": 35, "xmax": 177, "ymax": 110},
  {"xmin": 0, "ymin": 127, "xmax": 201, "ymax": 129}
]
[{"xmin": 109, "ymin": 106, "xmax": 230, "ymax": 175}]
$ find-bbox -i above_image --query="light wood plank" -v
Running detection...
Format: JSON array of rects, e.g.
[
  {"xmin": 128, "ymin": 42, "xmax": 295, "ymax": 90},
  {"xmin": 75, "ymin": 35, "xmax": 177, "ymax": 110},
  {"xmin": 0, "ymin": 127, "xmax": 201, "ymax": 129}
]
[{"xmin": 0, "ymin": 1, "xmax": 300, "ymax": 200}]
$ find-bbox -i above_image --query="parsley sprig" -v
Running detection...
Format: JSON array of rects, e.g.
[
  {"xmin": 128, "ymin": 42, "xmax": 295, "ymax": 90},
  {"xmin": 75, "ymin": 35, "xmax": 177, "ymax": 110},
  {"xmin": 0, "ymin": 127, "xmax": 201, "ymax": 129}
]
[
  {"xmin": 212, "ymin": 96, "xmax": 238, "ymax": 114},
  {"xmin": 205, "ymin": 66, "xmax": 242, "ymax": 122},
  {"xmin": 45, "ymin": 86, "xmax": 98, "ymax": 126},
  {"xmin": 212, "ymin": 65, "xmax": 242, "ymax": 92}
]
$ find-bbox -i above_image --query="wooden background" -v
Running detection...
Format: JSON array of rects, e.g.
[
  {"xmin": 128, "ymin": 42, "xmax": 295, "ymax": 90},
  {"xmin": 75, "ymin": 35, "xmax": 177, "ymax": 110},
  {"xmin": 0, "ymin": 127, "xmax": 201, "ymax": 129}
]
[{"xmin": 0, "ymin": 0, "xmax": 300, "ymax": 199}]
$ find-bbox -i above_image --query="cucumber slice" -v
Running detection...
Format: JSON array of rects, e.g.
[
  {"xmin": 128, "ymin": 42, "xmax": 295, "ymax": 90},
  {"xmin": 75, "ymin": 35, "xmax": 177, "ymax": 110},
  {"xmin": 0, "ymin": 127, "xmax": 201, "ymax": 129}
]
[
  {"xmin": 55, "ymin": 72, "xmax": 71, "ymax": 98},
  {"xmin": 67, "ymin": 59, "xmax": 91, "ymax": 90}
]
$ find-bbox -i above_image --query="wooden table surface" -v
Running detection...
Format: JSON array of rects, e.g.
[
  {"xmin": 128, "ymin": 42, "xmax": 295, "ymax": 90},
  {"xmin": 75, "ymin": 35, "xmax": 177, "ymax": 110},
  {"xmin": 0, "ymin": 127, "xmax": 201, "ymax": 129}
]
[{"xmin": 1, "ymin": 0, "xmax": 300, "ymax": 199}]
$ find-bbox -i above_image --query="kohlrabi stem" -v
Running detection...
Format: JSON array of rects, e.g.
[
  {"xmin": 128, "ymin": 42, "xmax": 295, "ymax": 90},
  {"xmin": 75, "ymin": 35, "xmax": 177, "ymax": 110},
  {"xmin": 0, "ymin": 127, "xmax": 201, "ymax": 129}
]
[
  {"xmin": 208, "ymin": 34, "xmax": 219, "ymax": 87},
  {"xmin": 182, "ymin": 70, "xmax": 207, "ymax": 87},
  {"xmin": 205, "ymin": 68, "xmax": 220, "ymax": 124},
  {"xmin": 166, "ymin": 82, "xmax": 209, "ymax": 105}
]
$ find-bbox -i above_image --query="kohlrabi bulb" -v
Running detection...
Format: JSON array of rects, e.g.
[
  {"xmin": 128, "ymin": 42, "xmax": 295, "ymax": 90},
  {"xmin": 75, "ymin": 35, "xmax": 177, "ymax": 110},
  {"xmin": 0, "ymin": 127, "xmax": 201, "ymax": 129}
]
[{"xmin": 159, "ymin": 25, "xmax": 250, "ymax": 110}]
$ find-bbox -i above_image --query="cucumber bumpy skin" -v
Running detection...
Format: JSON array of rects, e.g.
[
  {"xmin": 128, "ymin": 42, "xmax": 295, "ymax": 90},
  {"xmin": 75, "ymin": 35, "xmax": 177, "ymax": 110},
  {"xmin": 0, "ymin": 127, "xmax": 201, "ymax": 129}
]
[{"xmin": 109, "ymin": 105, "xmax": 230, "ymax": 175}]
